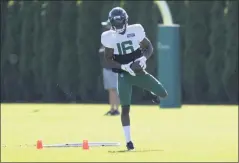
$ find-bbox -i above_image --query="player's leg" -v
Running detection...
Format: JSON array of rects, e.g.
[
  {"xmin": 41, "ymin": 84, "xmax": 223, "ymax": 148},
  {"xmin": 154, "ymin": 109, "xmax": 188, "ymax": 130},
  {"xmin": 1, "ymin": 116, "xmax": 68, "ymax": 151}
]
[
  {"xmin": 108, "ymin": 89, "xmax": 120, "ymax": 115},
  {"xmin": 118, "ymin": 73, "xmax": 134, "ymax": 150},
  {"xmin": 109, "ymin": 70, "xmax": 120, "ymax": 115},
  {"xmin": 103, "ymin": 68, "xmax": 120, "ymax": 115},
  {"xmin": 108, "ymin": 89, "xmax": 114, "ymax": 110},
  {"xmin": 110, "ymin": 89, "xmax": 120, "ymax": 113},
  {"xmin": 132, "ymin": 71, "xmax": 168, "ymax": 102}
]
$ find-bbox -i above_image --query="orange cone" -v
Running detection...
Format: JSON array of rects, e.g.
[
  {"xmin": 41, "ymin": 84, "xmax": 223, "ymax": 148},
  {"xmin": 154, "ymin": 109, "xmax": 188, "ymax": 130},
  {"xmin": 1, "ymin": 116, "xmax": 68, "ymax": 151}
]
[
  {"xmin": 37, "ymin": 140, "xmax": 43, "ymax": 149},
  {"xmin": 82, "ymin": 140, "xmax": 89, "ymax": 150}
]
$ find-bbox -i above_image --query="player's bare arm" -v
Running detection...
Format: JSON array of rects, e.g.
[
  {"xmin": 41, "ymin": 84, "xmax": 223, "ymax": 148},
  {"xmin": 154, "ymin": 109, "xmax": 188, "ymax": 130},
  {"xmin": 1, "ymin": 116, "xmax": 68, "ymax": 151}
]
[
  {"xmin": 140, "ymin": 37, "xmax": 153, "ymax": 59},
  {"xmin": 104, "ymin": 47, "xmax": 121, "ymax": 69},
  {"xmin": 134, "ymin": 37, "xmax": 153, "ymax": 69}
]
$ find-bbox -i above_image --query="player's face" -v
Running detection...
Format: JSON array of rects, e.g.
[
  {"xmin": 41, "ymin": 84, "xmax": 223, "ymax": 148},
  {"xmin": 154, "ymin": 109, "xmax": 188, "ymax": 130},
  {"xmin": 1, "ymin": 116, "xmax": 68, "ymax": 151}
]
[
  {"xmin": 113, "ymin": 24, "xmax": 126, "ymax": 34},
  {"xmin": 110, "ymin": 16, "xmax": 127, "ymax": 34}
]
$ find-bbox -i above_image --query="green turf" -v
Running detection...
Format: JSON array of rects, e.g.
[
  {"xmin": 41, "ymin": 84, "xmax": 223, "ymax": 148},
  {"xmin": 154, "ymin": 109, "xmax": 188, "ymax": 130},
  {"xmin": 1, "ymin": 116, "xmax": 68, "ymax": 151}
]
[{"xmin": 1, "ymin": 104, "xmax": 238, "ymax": 162}]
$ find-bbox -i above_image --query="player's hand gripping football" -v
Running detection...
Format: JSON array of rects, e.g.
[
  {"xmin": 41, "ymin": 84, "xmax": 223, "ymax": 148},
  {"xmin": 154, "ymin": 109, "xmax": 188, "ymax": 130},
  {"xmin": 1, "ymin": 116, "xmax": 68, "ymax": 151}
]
[
  {"xmin": 134, "ymin": 56, "xmax": 147, "ymax": 69},
  {"xmin": 121, "ymin": 62, "xmax": 136, "ymax": 76}
]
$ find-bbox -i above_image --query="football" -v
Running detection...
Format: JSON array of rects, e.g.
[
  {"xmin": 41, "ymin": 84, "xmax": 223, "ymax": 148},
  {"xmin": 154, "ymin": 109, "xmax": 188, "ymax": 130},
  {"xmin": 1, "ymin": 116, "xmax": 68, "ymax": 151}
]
[{"xmin": 130, "ymin": 61, "xmax": 143, "ymax": 73}]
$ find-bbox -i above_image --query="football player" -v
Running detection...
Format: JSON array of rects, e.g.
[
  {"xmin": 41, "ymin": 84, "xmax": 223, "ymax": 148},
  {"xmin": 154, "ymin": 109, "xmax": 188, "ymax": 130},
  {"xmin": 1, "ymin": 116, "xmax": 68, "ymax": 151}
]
[{"xmin": 101, "ymin": 7, "xmax": 168, "ymax": 150}]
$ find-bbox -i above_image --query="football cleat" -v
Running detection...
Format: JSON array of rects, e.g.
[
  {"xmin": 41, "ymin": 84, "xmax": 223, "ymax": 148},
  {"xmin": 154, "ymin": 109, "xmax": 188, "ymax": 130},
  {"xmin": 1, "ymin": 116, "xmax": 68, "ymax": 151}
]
[
  {"xmin": 105, "ymin": 109, "xmax": 120, "ymax": 116},
  {"xmin": 112, "ymin": 110, "xmax": 120, "ymax": 115},
  {"xmin": 149, "ymin": 92, "xmax": 160, "ymax": 104},
  {"xmin": 126, "ymin": 141, "xmax": 134, "ymax": 151}
]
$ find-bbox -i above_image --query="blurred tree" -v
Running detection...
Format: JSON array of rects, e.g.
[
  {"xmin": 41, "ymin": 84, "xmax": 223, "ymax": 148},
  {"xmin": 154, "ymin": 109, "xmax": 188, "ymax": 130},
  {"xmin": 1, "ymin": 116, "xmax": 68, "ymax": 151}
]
[
  {"xmin": 137, "ymin": 1, "xmax": 158, "ymax": 75},
  {"xmin": 77, "ymin": 1, "xmax": 103, "ymax": 101},
  {"xmin": 167, "ymin": 1, "xmax": 187, "ymax": 26},
  {"xmin": 41, "ymin": 1, "xmax": 62, "ymax": 102},
  {"xmin": 206, "ymin": 1, "xmax": 228, "ymax": 103},
  {"xmin": 1, "ymin": 1, "xmax": 22, "ymax": 101},
  {"xmin": 1, "ymin": 0, "xmax": 8, "ymax": 47},
  {"xmin": 1, "ymin": 0, "xmax": 9, "ymax": 101},
  {"xmin": 183, "ymin": 1, "xmax": 212, "ymax": 103},
  {"xmin": 101, "ymin": 0, "xmax": 120, "ymax": 21},
  {"xmin": 222, "ymin": 0, "xmax": 238, "ymax": 103},
  {"xmin": 167, "ymin": 1, "xmax": 188, "ymax": 103},
  {"xmin": 19, "ymin": 1, "xmax": 35, "ymax": 101},
  {"xmin": 31, "ymin": 1, "xmax": 45, "ymax": 101},
  {"xmin": 57, "ymin": 1, "xmax": 79, "ymax": 102},
  {"xmin": 123, "ymin": 1, "xmax": 140, "ymax": 24}
]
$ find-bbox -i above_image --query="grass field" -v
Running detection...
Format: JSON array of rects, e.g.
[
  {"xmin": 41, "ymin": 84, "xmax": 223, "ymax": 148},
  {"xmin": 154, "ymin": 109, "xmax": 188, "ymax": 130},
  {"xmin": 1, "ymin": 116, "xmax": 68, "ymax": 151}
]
[{"xmin": 1, "ymin": 104, "xmax": 238, "ymax": 162}]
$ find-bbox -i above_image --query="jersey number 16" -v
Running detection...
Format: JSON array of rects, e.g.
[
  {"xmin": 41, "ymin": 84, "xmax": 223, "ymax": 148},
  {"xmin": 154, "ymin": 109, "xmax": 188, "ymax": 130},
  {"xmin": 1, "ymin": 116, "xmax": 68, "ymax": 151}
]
[{"xmin": 116, "ymin": 40, "xmax": 134, "ymax": 55}]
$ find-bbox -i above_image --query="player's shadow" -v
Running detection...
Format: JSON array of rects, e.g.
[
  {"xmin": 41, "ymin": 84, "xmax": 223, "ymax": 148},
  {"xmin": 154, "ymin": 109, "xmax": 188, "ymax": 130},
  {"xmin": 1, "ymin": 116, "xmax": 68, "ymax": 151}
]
[{"xmin": 108, "ymin": 149, "xmax": 164, "ymax": 153}]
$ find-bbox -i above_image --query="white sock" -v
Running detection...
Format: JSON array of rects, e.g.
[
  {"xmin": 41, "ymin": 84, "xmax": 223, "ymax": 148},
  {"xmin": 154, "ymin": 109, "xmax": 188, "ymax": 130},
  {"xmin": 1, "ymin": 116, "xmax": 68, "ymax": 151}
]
[{"xmin": 123, "ymin": 126, "xmax": 131, "ymax": 143}]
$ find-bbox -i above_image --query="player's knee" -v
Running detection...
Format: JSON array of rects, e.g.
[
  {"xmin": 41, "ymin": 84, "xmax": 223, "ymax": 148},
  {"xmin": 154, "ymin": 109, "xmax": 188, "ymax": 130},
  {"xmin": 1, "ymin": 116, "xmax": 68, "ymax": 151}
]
[{"xmin": 121, "ymin": 105, "xmax": 130, "ymax": 116}]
